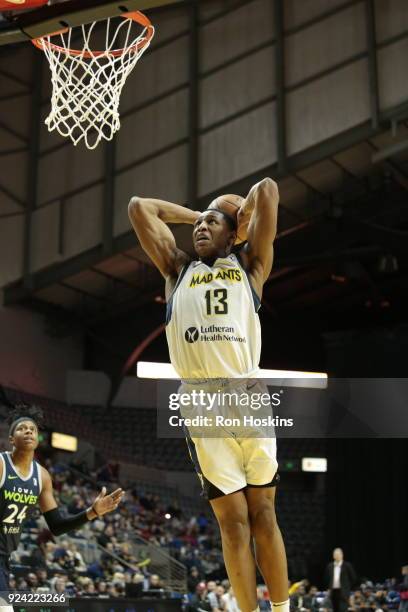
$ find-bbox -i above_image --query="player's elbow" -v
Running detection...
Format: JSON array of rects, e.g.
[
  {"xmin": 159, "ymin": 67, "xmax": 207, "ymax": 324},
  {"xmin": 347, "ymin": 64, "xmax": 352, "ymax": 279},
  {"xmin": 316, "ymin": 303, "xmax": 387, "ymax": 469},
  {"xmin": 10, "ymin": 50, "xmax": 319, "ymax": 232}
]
[
  {"xmin": 128, "ymin": 196, "xmax": 142, "ymax": 220},
  {"xmin": 260, "ymin": 177, "xmax": 279, "ymax": 202},
  {"xmin": 254, "ymin": 178, "xmax": 279, "ymax": 222}
]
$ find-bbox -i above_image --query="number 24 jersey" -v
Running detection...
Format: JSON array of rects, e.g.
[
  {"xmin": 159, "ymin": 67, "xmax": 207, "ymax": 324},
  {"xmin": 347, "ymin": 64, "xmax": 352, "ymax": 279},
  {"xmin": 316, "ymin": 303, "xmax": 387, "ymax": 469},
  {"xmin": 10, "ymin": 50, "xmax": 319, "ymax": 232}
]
[{"xmin": 0, "ymin": 452, "xmax": 42, "ymax": 556}]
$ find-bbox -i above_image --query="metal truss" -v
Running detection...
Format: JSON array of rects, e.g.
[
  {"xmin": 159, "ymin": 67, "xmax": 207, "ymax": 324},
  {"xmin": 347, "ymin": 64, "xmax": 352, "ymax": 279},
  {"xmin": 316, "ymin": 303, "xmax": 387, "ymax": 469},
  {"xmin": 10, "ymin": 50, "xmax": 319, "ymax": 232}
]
[{"xmin": 2, "ymin": 0, "xmax": 408, "ymax": 310}]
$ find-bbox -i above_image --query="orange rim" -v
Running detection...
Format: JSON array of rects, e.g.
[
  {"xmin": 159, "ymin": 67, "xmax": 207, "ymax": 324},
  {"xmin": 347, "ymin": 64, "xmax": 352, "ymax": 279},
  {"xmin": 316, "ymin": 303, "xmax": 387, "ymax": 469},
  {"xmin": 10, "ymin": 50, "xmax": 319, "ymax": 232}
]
[{"xmin": 31, "ymin": 11, "xmax": 154, "ymax": 58}]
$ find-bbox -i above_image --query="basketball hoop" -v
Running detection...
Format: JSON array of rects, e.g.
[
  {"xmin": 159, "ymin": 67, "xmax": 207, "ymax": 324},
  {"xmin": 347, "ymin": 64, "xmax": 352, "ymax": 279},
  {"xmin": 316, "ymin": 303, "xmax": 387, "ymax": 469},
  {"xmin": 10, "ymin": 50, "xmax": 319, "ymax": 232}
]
[{"xmin": 32, "ymin": 11, "xmax": 155, "ymax": 150}]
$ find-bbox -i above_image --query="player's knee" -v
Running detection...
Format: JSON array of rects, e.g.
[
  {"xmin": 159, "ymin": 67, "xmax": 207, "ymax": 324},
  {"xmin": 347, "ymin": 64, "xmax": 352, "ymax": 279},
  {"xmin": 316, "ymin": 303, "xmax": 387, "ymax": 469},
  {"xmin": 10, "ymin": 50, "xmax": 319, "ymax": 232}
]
[
  {"xmin": 217, "ymin": 513, "xmax": 250, "ymax": 545},
  {"xmin": 250, "ymin": 503, "xmax": 278, "ymax": 540}
]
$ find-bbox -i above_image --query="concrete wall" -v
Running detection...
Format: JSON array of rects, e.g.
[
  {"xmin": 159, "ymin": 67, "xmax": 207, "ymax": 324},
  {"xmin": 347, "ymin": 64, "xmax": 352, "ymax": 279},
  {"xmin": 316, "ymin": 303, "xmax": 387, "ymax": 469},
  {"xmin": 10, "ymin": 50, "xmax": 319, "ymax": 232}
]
[{"xmin": 0, "ymin": 305, "xmax": 83, "ymax": 400}]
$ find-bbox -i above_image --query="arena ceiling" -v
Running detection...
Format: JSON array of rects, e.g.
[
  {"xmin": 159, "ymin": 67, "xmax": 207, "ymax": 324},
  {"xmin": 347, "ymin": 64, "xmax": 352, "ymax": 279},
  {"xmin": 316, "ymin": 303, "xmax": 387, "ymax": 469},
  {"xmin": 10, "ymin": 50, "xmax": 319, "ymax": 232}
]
[
  {"xmin": 1, "ymin": 0, "xmax": 408, "ymax": 332},
  {"xmin": 6, "ymin": 125, "xmax": 408, "ymax": 333}
]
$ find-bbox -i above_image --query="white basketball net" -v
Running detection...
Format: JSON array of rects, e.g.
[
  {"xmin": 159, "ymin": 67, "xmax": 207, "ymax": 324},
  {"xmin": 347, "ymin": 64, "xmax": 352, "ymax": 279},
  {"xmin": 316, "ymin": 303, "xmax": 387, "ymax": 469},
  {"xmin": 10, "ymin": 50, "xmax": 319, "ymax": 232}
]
[{"xmin": 36, "ymin": 17, "xmax": 154, "ymax": 150}]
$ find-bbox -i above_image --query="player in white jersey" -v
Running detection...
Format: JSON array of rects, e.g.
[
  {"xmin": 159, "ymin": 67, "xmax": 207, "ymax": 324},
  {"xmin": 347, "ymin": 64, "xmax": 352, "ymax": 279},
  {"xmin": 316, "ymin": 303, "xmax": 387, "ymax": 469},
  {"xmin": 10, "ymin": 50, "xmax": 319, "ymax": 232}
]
[
  {"xmin": 166, "ymin": 250, "xmax": 261, "ymax": 379},
  {"xmin": 128, "ymin": 178, "xmax": 288, "ymax": 612}
]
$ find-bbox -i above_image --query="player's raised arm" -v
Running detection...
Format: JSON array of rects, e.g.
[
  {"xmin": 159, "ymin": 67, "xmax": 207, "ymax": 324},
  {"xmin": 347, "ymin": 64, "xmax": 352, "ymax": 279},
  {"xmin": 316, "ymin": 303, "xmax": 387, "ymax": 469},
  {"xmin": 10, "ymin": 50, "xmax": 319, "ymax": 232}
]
[
  {"xmin": 39, "ymin": 468, "xmax": 124, "ymax": 536},
  {"xmin": 238, "ymin": 178, "xmax": 279, "ymax": 285},
  {"xmin": 128, "ymin": 197, "xmax": 199, "ymax": 279}
]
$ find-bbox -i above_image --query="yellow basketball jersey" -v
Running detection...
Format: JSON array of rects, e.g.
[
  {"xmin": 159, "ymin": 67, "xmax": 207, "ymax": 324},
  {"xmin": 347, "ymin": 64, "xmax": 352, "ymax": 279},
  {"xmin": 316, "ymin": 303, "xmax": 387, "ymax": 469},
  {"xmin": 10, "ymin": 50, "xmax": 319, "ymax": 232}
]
[{"xmin": 165, "ymin": 254, "xmax": 261, "ymax": 379}]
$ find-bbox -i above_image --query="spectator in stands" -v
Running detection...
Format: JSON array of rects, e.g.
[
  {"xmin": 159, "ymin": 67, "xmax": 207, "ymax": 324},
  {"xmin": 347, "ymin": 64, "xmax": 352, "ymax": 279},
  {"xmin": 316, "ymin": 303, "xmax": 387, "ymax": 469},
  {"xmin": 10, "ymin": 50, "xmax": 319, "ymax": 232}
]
[
  {"xmin": 53, "ymin": 540, "xmax": 69, "ymax": 559},
  {"xmin": 351, "ymin": 588, "xmax": 362, "ymax": 607},
  {"xmin": 36, "ymin": 568, "xmax": 51, "ymax": 589},
  {"xmin": 148, "ymin": 574, "xmax": 164, "ymax": 591},
  {"xmin": 26, "ymin": 572, "xmax": 39, "ymax": 593},
  {"xmin": 188, "ymin": 567, "xmax": 202, "ymax": 594},
  {"xmin": 201, "ymin": 550, "xmax": 223, "ymax": 579},
  {"xmin": 67, "ymin": 494, "xmax": 87, "ymax": 515},
  {"xmin": 97, "ymin": 523, "xmax": 115, "ymax": 547},
  {"xmin": 207, "ymin": 584, "xmax": 225, "ymax": 611},
  {"xmin": 8, "ymin": 573, "xmax": 17, "ymax": 592},
  {"xmin": 67, "ymin": 541, "xmax": 87, "ymax": 572},
  {"xmin": 96, "ymin": 580, "xmax": 110, "ymax": 598},
  {"xmin": 82, "ymin": 581, "xmax": 97, "ymax": 597},
  {"xmin": 112, "ymin": 571, "xmax": 126, "ymax": 585},
  {"xmin": 312, "ymin": 590, "xmax": 331, "ymax": 611},
  {"xmin": 257, "ymin": 586, "xmax": 271, "ymax": 611},
  {"xmin": 188, "ymin": 582, "xmax": 213, "ymax": 612},
  {"xmin": 223, "ymin": 585, "xmax": 240, "ymax": 612},
  {"xmin": 373, "ymin": 588, "xmax": 387, "ymax": 609},
  {"xmin": 325, "ymin": 548, "xmax": 357, "ymax": 612},
  {"xmin": 308, "ymin": 586, "xmax": 320, "ymax": 612},
  {"xmin": 399, "ymin": 567, "xmax": 408, "ymax": 612},
  {"xmin": 119, "ymin": 542, "xmax": 138, "ymax": 567},
  {"xmin": 106, "ymin": 582, "xmax": 117, "ymax": 598},
  {"xmin": 53, "ymin": 577, "xmax": 68, "ymax": 595},
  {"xmin": 386, "ymin": 590, "xmax": 401, "ymax": 610},
  {"xmin": 125, "ymin": 573, "xmax": 144, "ymax": 598},
  {"xmin": 114, "ymin": 582, "xmax": 126, "ymax": 598},
  {"xmin": 290, "ymin": 581, "xmax": 306, "ymax": 597},
  {"xmin": 184, "ymin": 549, "xmax": 204, "ymax": 574},
  {"xmin": 62, "ymin": 554, "xmax": 77, "ymax": 576},
  {"xmin": 290, "ymin": 583, "xmax": 312, "ymax": 611},
  {"xmin": 87, "ymin": 558, "xmax": 105, "ymax": 581},
  {"xmin": 11, "ymin": 454, "xmax": 402, "ymax": 607},
  {"xmin": 207, "ymin": 581, "xmax": 217, "ymax": 597}
]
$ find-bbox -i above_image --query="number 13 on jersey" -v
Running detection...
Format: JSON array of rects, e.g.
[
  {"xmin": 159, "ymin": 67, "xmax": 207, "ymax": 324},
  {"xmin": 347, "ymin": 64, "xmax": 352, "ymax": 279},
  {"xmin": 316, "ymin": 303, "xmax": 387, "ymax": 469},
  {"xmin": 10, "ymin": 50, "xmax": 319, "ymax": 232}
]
[{"xmin": 205, "ymin": 289, "xmax": 228, "ymax": 315}]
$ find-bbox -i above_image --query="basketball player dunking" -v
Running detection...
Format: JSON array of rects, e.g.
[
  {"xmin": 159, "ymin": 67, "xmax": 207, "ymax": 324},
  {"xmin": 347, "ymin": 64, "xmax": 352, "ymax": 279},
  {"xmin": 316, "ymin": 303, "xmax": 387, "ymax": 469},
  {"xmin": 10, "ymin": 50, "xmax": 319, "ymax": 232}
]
[
  {"xmin": 128, "ymin": 177, "xmax": 289, "ymax": 612},
  {"xmin": 0, "ymin": 404, "xmax": 124, "ymax": 602}
]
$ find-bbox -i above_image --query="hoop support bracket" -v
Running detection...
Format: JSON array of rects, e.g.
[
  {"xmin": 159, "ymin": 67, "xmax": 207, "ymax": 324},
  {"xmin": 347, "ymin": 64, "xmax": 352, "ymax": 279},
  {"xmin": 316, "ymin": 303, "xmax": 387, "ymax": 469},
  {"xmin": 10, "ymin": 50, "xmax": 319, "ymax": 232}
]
[{"xmin": 0, "ymin": 0, "xmax": 183, "ymax": 46}]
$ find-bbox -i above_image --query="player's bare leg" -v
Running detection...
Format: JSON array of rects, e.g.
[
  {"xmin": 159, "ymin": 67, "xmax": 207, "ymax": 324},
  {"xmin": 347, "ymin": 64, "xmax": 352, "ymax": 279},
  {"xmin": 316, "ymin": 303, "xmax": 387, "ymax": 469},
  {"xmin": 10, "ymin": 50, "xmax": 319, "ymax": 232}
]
[
  {"xmin": 210, "ymin": 491, "xmax": 258, "ymax": 612},
  {"xmin": 246, "ymin": 487, "xmax": 289, "ymax": 606}
]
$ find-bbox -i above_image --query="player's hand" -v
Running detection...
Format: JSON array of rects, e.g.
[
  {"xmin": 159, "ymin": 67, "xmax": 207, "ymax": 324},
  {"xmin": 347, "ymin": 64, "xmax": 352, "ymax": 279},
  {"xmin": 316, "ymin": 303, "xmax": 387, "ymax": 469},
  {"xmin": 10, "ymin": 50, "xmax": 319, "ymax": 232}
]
[{"xmin": 92, "ymin": 487, "xmax": 124, "ymax": 517}]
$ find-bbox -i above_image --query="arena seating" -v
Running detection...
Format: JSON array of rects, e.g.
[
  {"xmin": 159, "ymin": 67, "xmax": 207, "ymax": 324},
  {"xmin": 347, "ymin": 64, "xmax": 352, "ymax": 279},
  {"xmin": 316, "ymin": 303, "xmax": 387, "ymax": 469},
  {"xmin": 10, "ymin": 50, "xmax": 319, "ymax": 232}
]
[
  {"xmin": 2, "ymin": 387, "xmax": 327, "ymax": 580},
  {"xmin": 4, "ymin": 387, "xmax": 328, "ymax": 473},
  {"xmin": 13, "ymin": 460, "xmax": 403, "ymax": 607}
]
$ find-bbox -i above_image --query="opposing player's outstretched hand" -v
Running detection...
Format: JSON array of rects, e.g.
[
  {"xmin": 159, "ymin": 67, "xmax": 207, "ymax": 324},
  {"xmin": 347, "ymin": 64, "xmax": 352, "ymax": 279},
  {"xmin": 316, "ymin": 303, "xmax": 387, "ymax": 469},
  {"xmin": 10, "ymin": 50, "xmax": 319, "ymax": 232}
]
[{"xmin": 92, "ymin": 487, "xmax": 124, "ymax": 516}]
